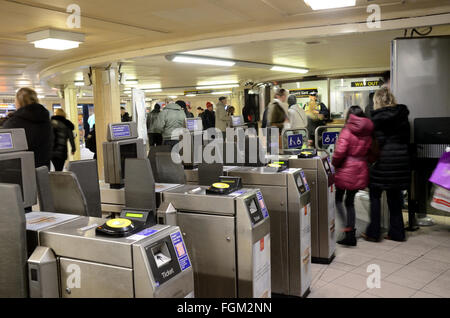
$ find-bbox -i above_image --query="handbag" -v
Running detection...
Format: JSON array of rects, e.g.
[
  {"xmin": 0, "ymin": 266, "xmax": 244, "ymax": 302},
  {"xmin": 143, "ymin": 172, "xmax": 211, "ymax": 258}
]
[
  {"xmin": 431, "ymin": 186, "xmax": 450, "ymax": 213},
  {"xmin": 429, "ymin": 150, "xmax": 450, "ymax": 190}
]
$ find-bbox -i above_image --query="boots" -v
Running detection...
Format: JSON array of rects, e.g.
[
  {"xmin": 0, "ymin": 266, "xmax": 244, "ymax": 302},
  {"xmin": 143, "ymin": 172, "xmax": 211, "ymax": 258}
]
[{"xmin": 337, "ymin": 229, "xmax": 357, "ymax": 246}]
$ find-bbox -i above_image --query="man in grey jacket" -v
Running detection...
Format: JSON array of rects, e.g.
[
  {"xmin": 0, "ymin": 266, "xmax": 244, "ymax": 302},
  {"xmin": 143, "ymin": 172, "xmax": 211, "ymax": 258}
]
[
  {"xmin": 287, "ymin": 94, "xmax": 308, "ymax": 129},
  {"xmin": 154, "ymin": 102, "xmax": 186, "ymax": 148},
  {"xmin": 215, "ymin": 96, "xmax": 230, "ymax": 133}
]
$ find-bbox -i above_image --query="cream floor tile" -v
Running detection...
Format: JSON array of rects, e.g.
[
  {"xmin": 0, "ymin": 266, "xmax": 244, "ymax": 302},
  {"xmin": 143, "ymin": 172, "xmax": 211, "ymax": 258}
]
[
  {"xmin": 356, "ymin": 291, "xmax": 381, "ymax": 298},
  {"xmin": 376, "ymin": 251, "xmax": 420, "ymax": 265},
  {"xmin": 333, "ymin": 272, "xmax": 369, "ymax": 292},
  {"xmin": 315, "ymin": 267, "xmax": 347, "ymax": 283},
  {"xmin": 411, "ymin": 291, "xmax": 442, "ymax": 298},
  {"xmin": 423, "ymin": 246, "xmax": 450, "ymax": 264},
  {"xmin": 351, "ymin": 259, "xmax": 404, "ymax": 279},
  {"xmin": 334, "ymin": 252, "xmax": 374, "ymax": 267},
  {"xmin": 365, "ymin": 281, "xmax": 417, "ymax": 298},
  {"xmin": 384, "ymin": 266, "xmax": 441, "ymax": 291},
  {"xmin": 408, "ymin": 256, "xmax": 450, "ymax": 274},
  {"xmin": 422, "ymin": 269, "xmax": 450, "ymax": 298},
  {"xmin": 328, "ymin": 261, "xmax": 357, "ymax": 272},
  {"xmin": 308, "ymin": 282, "xmax": 360, "ymax": 298}
]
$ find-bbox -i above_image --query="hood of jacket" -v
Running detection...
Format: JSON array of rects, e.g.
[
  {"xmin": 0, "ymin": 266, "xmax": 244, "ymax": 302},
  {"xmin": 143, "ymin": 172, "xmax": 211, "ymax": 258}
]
[
  {"xmin": 13, "ymin": 103, "xmax": 50, "ymax": 123},
  {"xmin": 346, "ymin": 114, "xmax": 374, "ymax": 137},
  {"xmin": 51, "ymin": 115, "xmax": 75, "ymax": 130},
  {"xmin": 165, "ymin": 103, "xmax": 183, "ymax": 111},
  {"xmin": 371, "ymin": 104, "xmax": 409, "ymax": 130}
]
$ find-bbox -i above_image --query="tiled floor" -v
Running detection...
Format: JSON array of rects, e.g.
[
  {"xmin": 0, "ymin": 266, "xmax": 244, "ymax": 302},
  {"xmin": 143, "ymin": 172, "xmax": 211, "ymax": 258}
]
[{"xmin": 308, "ymin": 217, "xmax": 450, "ymax": 298}]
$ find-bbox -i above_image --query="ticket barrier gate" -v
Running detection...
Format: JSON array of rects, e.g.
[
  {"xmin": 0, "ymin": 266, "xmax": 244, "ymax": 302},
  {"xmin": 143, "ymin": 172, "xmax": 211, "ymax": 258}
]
[
  {"xmin": 287, "ymin": 153, "xmax": 336, "ymax": 264},
  {"xmin": 26, "ymin": 211, "xmax": 194, "ymax": 298},
  {"xmin": 157, "ymin": 185, "xmax": 271, "ymax": 298},
  {"xmin": 228, "ymin": 167, "xmax": 312, "ymax": 297}
]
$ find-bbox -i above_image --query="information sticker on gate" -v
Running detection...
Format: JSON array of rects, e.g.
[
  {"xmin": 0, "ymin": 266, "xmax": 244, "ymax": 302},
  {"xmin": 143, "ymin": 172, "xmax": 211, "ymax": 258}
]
[
  {"xmin": 322, "ymin": 132, "xmax": 339, "ymax": 145},
  {"xmin": 252, "ymin": 234, "xmax": 271, "ymax": 298},
  {"xmin": 287, "ymin": 134, "xmax": 303, "ymax": 149},
  {"xmin": 256, "ymin": 191, "xmax": 269, "ymax": 219}
]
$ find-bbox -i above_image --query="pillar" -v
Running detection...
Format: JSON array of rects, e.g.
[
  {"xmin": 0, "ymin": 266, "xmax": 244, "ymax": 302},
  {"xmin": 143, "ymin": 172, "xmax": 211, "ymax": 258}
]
[
  {"xmin": 63, "ymin": 85, "xmax": 81, "ymax": 161},
  {"xmin": 92, "ymin": 65, "xmax": 121, "ymax": 179}
]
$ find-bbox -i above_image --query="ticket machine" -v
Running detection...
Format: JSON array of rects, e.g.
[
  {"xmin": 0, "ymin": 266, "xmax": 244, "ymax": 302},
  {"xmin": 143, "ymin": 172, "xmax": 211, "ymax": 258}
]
[
  {"xmin": 158, "ymin": 184, "xmax": 271, "ymax": 298},
  {"xmin": 228, "ymin": 166, "xmax": 312, "ymax": 297},
  {"xmin": 103, "ymin": 122, "xmax": 146, "ymax": 189}
]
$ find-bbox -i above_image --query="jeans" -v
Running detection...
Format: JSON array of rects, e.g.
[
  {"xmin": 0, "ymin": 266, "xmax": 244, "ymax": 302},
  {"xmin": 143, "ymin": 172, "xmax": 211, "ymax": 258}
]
[
  {"xmin": 366, "ymin": 187, "xmax": 405, "ymax": 241},
  {"xmin": 335, "ymin": 187, "xmax": 358, "ymax": 229}
]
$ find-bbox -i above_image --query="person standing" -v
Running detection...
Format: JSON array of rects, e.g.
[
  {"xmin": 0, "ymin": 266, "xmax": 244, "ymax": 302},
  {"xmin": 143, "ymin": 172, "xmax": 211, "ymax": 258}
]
[
  {"xmin": 332, "ymin": 106, "xmax": 374, "ymax": 246},
  {"xmin": 121, "ymin": 106, "xmax": 132, "ymax": 122},
  {"xmin": 147, "ymin": 103, "xmax": 162, "ymax": 146},
  {"xmin": 215, "ymin": 96, "xmax": 230, "ymax": 133},
  {"xmin": 50, "ymin": 109, "xmax": 76, "ymax": 171},
  {"xmin": 176, "ymin": 100, "xmax": 194, "ymax": 119},
  {"xmin": 268, "ymin": 88, "xmax": 289, "ymax": 133},
  {"xmin": 202, "ymin": 102, "xmax": 215, "ymax": 130},
  {"xmin": 154, "ymin": 102, "xmax": 186, "ymax": 148},
  {"xmin": 304, "ymin": 91, "xmax": 330, "ymax": 144},
  {"xmin": 287, "ymin": 94, "xmax": 308, "ymax": 129},
  {"xmin": 3, "ymin": 87, "xmax": 53, "ymax": 168},
  {"xmin": 365, "ymin": 92, "xmax": 375, "ymax": 118},
  {"xmin": 196, "ymin": 107, "xmax": 204, "ymax": 118},
  {"xmin": 363, "ymin": 87, "xmax": 410, "ymax": 242}
]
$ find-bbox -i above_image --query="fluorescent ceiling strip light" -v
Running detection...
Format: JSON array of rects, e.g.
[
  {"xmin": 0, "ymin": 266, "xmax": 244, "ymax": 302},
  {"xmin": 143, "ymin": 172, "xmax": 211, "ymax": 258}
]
[
  {"xmin": 185, "ymin": 94, "xmax": 196, "ymax": 97},
  {"xmin": 271, "ymin": 66, "xmax": 309, "ymax": 74},
  {"xmin": 145, "ymin": 89, "xmax": 162, "ymax": 93},
  {"xmin": 126, "ymin": 79, "xmax": 139, "ymax": 85},
  {"xmin": 74, "ymin": 81, "xmax": 84, "ymax": 86},
  {"xmin": 211, "ymin": 91, "xmax": 232, "ymax": 95},
  {"xmin": 172, "ymin": 55, "xmax": 235, "ymax": 67},
  {"xmin": 32, "ymin": 39, "xmax": 80, "ymax": 50},
  {"xmin": 304, "ymin": 0, "xmax": 356, "ymax": 10},
  {"xmin": 196, "ymin": 84, "xmax": 239, "ymax": 89},
  {"xmin": 168, "ymin": 96, "xmax": 178, "ymax": 99}
]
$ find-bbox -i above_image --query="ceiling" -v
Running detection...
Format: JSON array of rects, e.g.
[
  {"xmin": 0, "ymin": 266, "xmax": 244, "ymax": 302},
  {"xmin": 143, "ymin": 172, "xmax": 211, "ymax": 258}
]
[
  {"xmin": 43, "ymin": 24, "xmax": 450, "ymax": 98},
  {"xmin": 0, "ymin": 0, "xmax": 449, "ymax": 97}
]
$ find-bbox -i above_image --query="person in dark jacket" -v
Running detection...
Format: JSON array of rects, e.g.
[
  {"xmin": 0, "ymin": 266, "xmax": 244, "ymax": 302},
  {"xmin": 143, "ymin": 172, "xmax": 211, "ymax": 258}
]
[
  {"xmin": 50, "ymin": 108, "xmax": 76, "ymax": 171},
  {"xmin": 332, "ymin": 106, "xmax": 374, "ymax": 246},
  {"xmin": 3, "ymin": 87, "xmax": 53, "ymax": 168},
  {"xmin": 268, "ymin": 88, "xmax": 289, "ymax": 133},
  {"xmin": 176, "ymin": 100, "xmax": 194, "ymax": 119},
  {"xmin": 147, "ymin": 104, "xmax": 162, "ymax": 146},
  {"xmin": 121, "ymin": 106, "xmax": 131, "ymax": 122},
  {"xmin": 85, "ymin": 124, "xmax": 97, "ymax": 159},
  {"xmin": 364, "ymin": 92, "xmax": 375, "ymax": 118},
  {"xmin": 202, "ymin": 102, "xmax": 215, "ymax": 130},
  {"xmin": 363, "ymin": 87, "xmax": 410, "ymax": 242}
]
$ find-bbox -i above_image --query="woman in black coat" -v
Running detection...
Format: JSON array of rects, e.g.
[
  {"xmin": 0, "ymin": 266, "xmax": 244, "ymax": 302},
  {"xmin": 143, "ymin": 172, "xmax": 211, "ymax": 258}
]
[
  {"xmin": 51, "ymin": 108, "xmax": 76, "ymax": 171},
  {"xmin": 364, "ymin": 87, "xmax": 410, "ymax": 242},
  {"xmin": 3, "ymin": 88, "xmax": 53, "ymax": 168}
]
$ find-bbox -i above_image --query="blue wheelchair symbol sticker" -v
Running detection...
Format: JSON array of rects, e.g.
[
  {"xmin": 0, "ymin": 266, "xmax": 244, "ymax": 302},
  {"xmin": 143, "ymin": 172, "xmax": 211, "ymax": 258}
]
[
  {"xmin": 322, "ymin": 132, "xmax": 339, "ymax": 145},
  {"xmin": 287, "ymin": 134, "xmax": 303, "ymax": 149}
]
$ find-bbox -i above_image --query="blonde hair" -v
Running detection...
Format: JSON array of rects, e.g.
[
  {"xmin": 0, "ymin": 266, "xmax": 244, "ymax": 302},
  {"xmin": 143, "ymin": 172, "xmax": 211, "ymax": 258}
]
[
  {"xmin": 55, "ymin": 108, "xmax": 66, "ymax": 118},
  {"xmin": 373, "ymin": 87, "xmax": 397, "ymax": 110},
  {"xmin": 16, "ymin": 87, "xmax": 39, "ymax": 108}
]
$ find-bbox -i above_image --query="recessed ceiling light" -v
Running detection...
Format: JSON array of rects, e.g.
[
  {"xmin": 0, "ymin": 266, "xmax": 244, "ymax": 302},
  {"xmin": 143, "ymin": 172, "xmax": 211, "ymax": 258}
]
[
  {"xmin": 304, "ymin": 0, "xmax": 356, "ymax": 10},
  {"xmin": 168, "ymin": 55, "xmax": 236, "ymax": 67},
  {"xmin": 26, "ymin": 29, "xmax": 85, "ymax": 51},
  {"xmin": 271, "ymin": 66, "xmax": 309, "ymax": 74}
]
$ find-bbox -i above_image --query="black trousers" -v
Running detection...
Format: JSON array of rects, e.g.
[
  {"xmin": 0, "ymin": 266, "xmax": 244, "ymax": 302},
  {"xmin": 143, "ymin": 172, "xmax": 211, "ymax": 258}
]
[
  {"xmin": 51, "ymin": 158, "xmax": 66, "ymax": 171},
  {"xmin": 148, "ymin": 133, "xmax": 163, "ymax": 146},
  {"xmin": 163, "ymin": 139, "xmax": 179, "ymax": 150},
  {"xmin": 366, "ymin": 187, "xmax": 405, "ymax": 241},
  {"xmin": 335, "ymin": 188, "xmax": 358, "ymax": 229}
]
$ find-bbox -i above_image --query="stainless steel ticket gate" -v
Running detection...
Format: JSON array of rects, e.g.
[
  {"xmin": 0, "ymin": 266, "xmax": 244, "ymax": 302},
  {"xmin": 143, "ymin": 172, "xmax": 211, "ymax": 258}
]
[
  {"xmin": 26, "ymin": 212, "xmax": 194, "ymax": 298},
  {"xmin": 228, "ymin": 167, "xmax": 312, "ymax": 297},
  {"xmin": 288, "ymin": 154, "xmax": 336, "ymax": 264},
  {"xmin": 157, "ymin": 186, "xmax": 271, "ymax": 298},
  {"xmin": 184, "ymin": 165, "xmax": 239, "ymax": 185}
]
